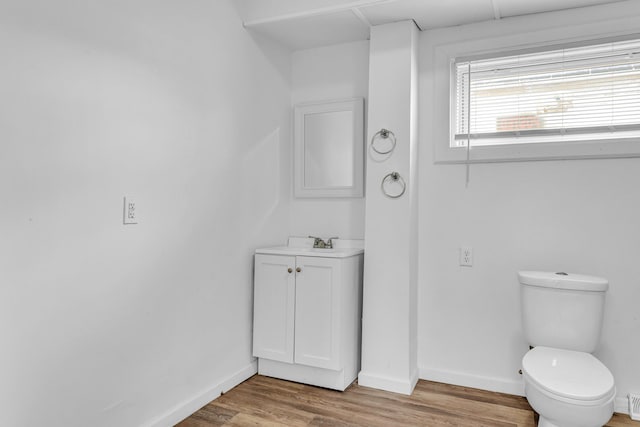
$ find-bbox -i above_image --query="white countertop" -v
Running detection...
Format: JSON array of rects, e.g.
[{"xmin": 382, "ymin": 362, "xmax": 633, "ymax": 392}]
[{"xmin": 256, "ymin": 237, "xmax": 364, "ymax": 259}]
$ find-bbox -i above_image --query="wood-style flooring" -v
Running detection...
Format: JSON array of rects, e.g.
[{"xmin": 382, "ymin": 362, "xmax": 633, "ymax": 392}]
[{"xmin": 177, "ymin": 375, "xmax": 638, "ymax": 427}]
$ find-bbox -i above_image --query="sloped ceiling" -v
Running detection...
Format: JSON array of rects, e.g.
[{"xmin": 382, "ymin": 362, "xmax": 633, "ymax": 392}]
[{"xmin": 240, "ymin": 0, "xmax": 627, "ymax": 50}]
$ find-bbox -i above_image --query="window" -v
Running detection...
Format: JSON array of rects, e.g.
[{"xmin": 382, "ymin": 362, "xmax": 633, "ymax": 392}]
[{"xmin": 453, "ymin": 37, "xmax": 640, "ymax": 149}]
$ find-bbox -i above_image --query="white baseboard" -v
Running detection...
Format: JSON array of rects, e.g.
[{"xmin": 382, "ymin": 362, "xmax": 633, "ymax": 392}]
[
  {"xmin": 614, "ymin": 396, "xmax": 629, "ymax": 415},
  {"xmin": 420, "ymin": 366, "xmax": 632, "ymax": 416},
  {"xmin": 259, "ymin": 358, "xmax": 351, "ymax": 391},
  {"xmin": 419, "ymin": 365, "xmax": 525, "ymax": 396},
  {"xmin": 143, "ymin": 360, "xmax": 258, "ymax": 427},
  {"xmin": 358, "ymin": 369, "xmax": 419, "ymax": 395}
]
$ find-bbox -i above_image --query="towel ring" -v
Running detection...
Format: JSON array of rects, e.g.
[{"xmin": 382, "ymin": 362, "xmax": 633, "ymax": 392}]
[
  {"xmin": 381, "ymin": 172, "xmax": 406, "ymax": 199},
  {"xmin": 370, "ymin": 128, "xmax": 396, "ymax": 155}
]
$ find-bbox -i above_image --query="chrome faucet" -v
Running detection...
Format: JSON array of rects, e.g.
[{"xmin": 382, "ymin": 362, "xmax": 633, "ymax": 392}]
[{"xmin": 309, "ymin": 236, "xmax": 339, "ymax": 249}]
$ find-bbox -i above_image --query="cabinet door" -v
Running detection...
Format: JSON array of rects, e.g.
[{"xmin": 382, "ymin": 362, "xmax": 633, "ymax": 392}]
[
  {"xmin": 294, "ymin": 256, "xmax": 341, "ymax": 370},
  {"xmin": 253, "ymin": 254, "xmax": 296, "ymax": 363}
]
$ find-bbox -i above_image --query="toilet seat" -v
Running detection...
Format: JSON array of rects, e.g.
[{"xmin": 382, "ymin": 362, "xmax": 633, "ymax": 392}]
[{"xmin": 522, "ymin": 346, "xmax": 615, "ymax": 405}]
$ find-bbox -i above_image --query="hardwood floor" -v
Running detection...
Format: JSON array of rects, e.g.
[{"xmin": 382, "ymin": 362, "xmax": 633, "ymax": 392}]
[{"xmin": 177, "ymin": 375, "xmax": 638, "ymax": 427}]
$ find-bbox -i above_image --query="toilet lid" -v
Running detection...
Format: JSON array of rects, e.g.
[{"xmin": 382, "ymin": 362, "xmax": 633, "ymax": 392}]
[{"xmin": 522, "ymin": 347, "xmax": 614, "ymax": 401}]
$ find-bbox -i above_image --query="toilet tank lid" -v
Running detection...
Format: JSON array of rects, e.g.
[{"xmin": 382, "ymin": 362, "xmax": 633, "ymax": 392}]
[{"xmin": 518, "ymin": 271, "xmax": 608, "ymax": 292}]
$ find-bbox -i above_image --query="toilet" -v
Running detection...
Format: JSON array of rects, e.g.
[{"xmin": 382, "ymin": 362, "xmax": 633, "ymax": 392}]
[{"xmin": 518, "ymin": 271, "xmax": 616, "ymax": 427}]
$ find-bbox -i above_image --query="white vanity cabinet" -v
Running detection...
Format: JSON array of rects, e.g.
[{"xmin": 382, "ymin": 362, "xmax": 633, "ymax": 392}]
[{"xmin": 252, "ymin": 241, "xmax": 363, "ymax": 391}]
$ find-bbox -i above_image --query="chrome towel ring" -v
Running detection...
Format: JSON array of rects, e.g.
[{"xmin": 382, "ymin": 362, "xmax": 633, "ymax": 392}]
[
  {"xmin": 381, "ymin": 172, "xmax": 406, "ymax": 199},
  {"xmin": 370, "ymin": 128, "xmax": 396, "ymax": 155}
]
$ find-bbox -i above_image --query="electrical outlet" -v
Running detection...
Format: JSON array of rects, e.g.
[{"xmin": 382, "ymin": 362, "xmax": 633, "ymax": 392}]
[
  {"xmin": 460, "ymin": 246, "xmax": 473, "ymax": 267},
  {"xmin": 123, "ymin": 197, "xmax": 138, "ymax": 225}
]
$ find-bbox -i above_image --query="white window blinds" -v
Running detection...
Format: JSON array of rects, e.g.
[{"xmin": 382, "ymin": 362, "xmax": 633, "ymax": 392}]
[{"xmin": 453, "ymin": 37, "xmax": 640, "ymax": 147}]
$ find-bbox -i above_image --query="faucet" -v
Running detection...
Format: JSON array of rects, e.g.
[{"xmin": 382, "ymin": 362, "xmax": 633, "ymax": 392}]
[{"xmin": 309, "ymin": 236, "xmax": 339, "ymax": 249}]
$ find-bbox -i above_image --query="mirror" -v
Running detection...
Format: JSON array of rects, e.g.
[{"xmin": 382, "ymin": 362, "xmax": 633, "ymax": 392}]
[{"xmin": 294, "ymin": 98, "xmax": 364, "ymax": 198}]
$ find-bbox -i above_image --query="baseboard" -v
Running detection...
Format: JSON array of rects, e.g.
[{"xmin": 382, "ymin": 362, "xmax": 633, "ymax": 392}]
[
  {"xmin": 420, "ymin": 366, "xmax": 633, "ymax": 416},
  {"xmin": 358, "ymin": 370, "xmax": 418, "ymax": 395},
  {"xmin": 143, "ymin": 360, "xmax": 258, "ymax": 427},
  {"xmin": 411, "ymin": 367, "xmax": 419, "ymax": 392},
  {"xmin": 614, "ymin": 396, "xmax": 629, "ymax": 415},
  {"xmin": 259, "ymin": 358, "xmax": 351, "ymax": 391},
  {"xmin": 419, "ymin": 365, "xmax": 525, "ymax": 397}
]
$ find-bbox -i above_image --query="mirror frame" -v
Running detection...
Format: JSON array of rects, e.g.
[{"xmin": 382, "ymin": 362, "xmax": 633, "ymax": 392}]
[{"xmin": 294, "ymin": 98, "xmax": 364, "ymax": 198}]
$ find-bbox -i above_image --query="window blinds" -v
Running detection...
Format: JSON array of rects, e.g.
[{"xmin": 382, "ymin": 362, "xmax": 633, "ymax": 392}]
[{"xmin": 454, "ymin": 38, "xmax": 640, "ymax": 147}]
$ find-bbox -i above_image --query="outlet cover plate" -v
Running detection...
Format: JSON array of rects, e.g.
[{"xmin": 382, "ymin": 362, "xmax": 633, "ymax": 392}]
[
  {"xmin": 123, "ymin": 197, "xmax": 138, "ymax": 225},
  {"xmin": 460, "ymin": 246, "xmax": 473, "ymax": 267}
]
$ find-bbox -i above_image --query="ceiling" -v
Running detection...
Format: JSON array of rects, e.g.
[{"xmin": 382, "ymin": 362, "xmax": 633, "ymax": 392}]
[{"xmin": 239, "ymin": 0, "xmax": 627, "ymax": 50}]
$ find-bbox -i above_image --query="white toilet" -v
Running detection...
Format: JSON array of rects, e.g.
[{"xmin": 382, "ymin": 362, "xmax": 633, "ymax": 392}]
[{"xmin": 518, "ymin": 271, "xmax": 616, "ymax": 427}]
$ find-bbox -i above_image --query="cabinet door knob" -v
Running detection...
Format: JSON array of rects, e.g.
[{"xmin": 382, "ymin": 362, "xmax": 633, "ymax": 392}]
[
  {"xmin": 287, "ymin": 268, "xmax": 293, "ymax": 273},
  {"xmin": 296, "ymin": 267, "xmax": 301, "ymax": 273}
]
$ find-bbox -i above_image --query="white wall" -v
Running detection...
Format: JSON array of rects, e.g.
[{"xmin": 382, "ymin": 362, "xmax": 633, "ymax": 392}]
[
  {"xmin": 0, "ymin": 1, "xmax": 291, "ymax": 426},
  {"xmin": 289, "ymin": 40, "xmax": 369, "ymax": 239},
  {"xmin": 418, "ymin": 0, "xmax": 640, "ymax": 406}
]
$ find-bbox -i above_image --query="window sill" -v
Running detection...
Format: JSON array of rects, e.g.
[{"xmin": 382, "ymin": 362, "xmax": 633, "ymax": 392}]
[{"xmin": 434, "ymin": 137, "xmax": 640, "ymax": 164}]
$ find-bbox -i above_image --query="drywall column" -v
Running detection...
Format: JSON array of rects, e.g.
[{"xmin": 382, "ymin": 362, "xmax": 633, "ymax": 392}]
[{"xmin": 359, "ymin": 20, "xmax": 419, "ymax": 395}]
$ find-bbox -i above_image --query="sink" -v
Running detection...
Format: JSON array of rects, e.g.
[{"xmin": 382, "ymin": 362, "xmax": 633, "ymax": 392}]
[{"xmin": 255, "ymin": 237, "xmax": 364, "ymax": 259}]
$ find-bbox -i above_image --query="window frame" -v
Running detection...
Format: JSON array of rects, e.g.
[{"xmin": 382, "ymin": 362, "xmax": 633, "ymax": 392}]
[{"xmin": 433, "ymin": 29, "xmax": 640, "ymax": 164}]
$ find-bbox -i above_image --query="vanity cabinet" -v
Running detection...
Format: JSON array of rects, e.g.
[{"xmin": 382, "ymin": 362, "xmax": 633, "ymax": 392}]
[{"xmin": 252, "ymin": 247, "xmax": 363, "ymax": 391}]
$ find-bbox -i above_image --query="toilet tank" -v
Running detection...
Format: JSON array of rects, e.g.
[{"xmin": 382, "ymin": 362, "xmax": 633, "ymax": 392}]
[{"xmin": 519, "ymin": 271, "xmax": 608, "ymax": 353}]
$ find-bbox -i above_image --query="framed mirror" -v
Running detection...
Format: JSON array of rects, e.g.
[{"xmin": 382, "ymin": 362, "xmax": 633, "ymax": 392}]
[{"xmin": 294, "ymin": 98, "xmax": 364, "ymax": 198}]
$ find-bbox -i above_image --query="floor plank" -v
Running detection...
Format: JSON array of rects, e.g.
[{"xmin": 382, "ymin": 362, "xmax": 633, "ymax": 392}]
[{"xmin": 177, "ymin": 375, "xmax": 639, "ymax": 427}]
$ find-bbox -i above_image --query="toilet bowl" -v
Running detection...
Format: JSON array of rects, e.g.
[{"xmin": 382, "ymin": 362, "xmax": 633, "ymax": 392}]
[{"xmin": 522, "ymin": 347, "xmax": 615, "ymax": 427}]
